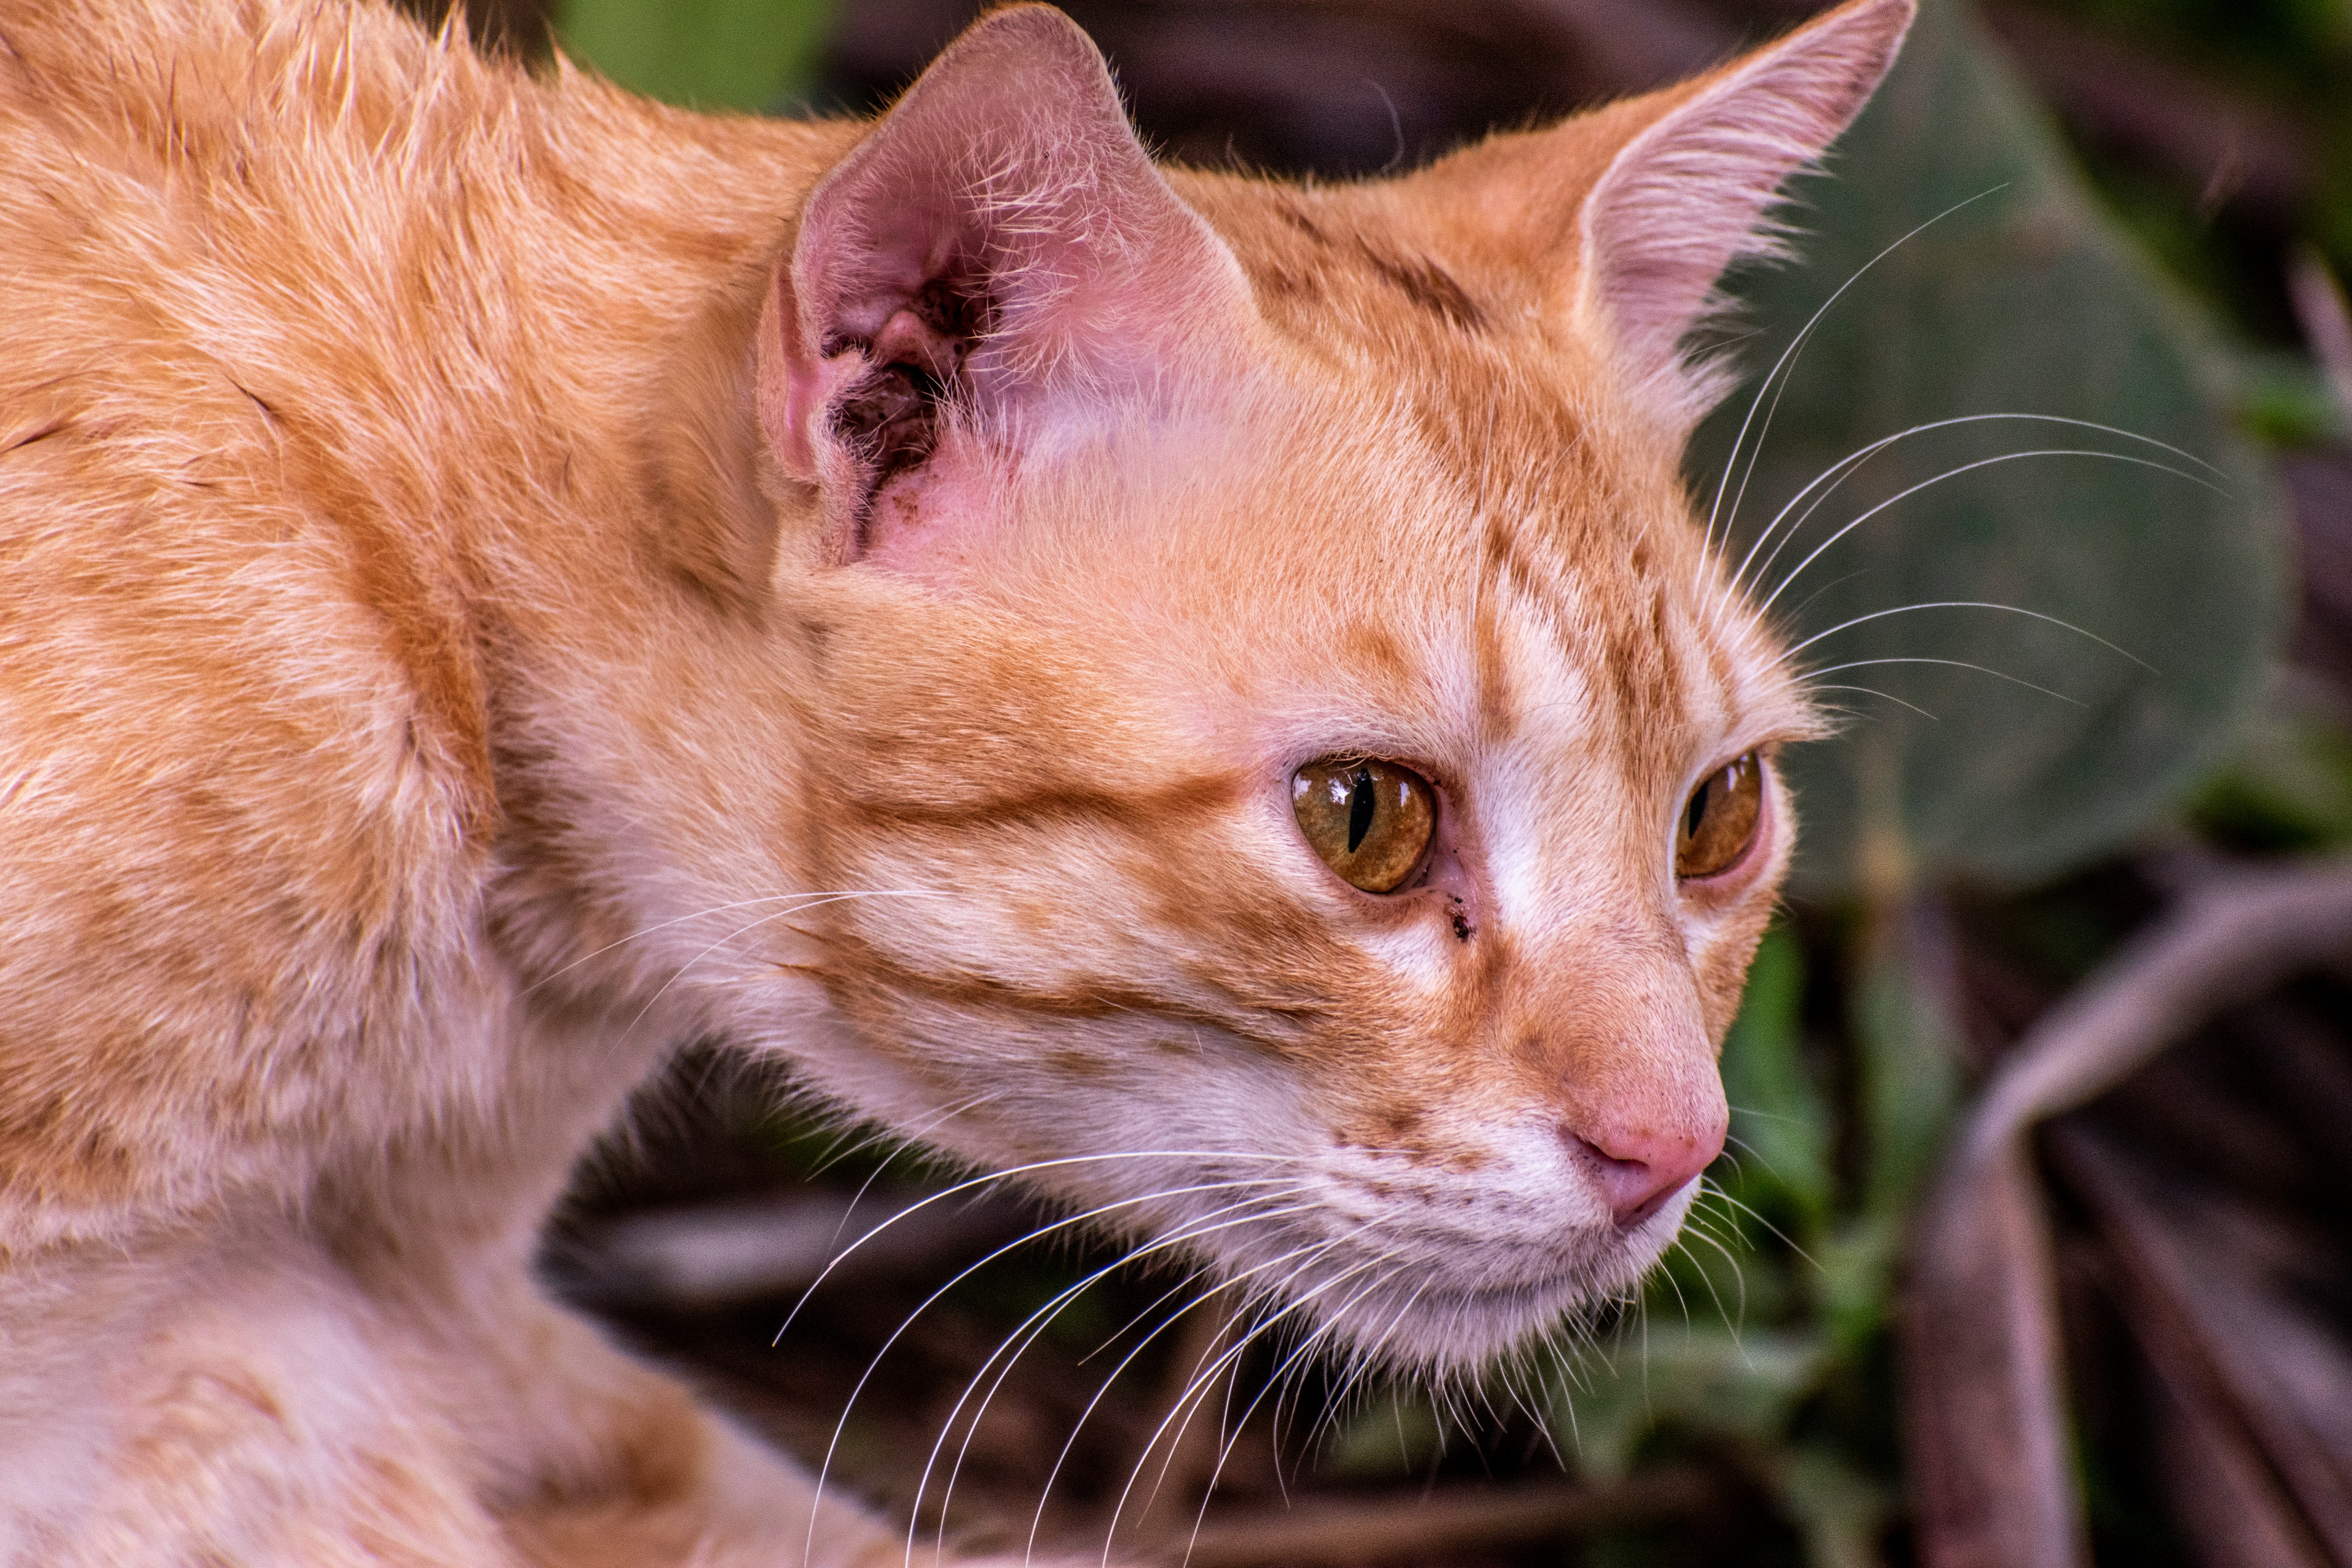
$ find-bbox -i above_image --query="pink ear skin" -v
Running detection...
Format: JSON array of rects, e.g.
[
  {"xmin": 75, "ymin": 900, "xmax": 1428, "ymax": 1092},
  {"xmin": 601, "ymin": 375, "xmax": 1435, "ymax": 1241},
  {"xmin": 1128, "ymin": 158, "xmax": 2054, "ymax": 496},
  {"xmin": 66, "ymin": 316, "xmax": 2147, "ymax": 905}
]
[
  {"xmin": 1571, "ymin": 0, "xmax": 1919, "ymax": 430},
  {"xmin": 757, "ymin": 4, "xmax": 1252, "ymax": 579},
  {"xmin": 1575, "ymin": 0, "xmax": 1915, "ymax": 430},
  {"xmin": 1389, "ymin": 0, "xmax": 1911, "ymax": 440}
]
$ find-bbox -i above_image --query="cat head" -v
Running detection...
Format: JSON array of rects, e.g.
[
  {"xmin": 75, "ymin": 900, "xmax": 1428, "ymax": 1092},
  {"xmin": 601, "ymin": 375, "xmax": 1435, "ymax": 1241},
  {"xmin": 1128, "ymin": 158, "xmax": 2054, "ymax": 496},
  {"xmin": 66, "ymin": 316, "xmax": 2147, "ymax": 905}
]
[{"xmin": 724, "ymin": 0, "xmax": 1909, "ymax": 1373}]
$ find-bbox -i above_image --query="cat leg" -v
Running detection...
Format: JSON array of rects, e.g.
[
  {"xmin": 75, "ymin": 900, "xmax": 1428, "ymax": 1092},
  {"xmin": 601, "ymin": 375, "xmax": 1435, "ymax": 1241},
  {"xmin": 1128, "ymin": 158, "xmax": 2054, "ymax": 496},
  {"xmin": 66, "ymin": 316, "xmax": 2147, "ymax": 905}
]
[
  {"xmin": 326, "ymin": 1231, "xmax": 901, "ymax": 1568},
  {"xmin": 488, "ymin": 1306, "xmax": 899, "ymax": 1568},
  {"xmin": 11, "ymin": 1234, "xmax": 517, "ymax": 1568},
  {"xmin": 473, "ymin": 1278, "xmax": 1116, "ymax": 1568},
  {"xmin": 2, "ymin": 1222, "xmax": 899, "ymax": 1568}
]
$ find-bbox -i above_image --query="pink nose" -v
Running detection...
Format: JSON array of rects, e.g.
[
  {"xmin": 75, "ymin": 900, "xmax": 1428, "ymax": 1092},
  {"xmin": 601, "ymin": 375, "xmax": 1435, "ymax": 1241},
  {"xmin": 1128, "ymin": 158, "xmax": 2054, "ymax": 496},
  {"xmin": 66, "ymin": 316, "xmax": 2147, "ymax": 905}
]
[{"xmin": 1570, "ymin": 1118, "xmax": 1725, "ymax": 1228}]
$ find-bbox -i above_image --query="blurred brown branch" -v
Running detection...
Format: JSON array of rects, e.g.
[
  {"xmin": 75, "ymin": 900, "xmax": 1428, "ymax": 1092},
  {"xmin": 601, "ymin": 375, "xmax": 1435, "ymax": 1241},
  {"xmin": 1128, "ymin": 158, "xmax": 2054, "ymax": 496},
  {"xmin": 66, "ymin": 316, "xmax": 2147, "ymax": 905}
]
[
  {"xmin": 1152, "ymin": 1466, "xmax": 1719, "ymax": 1567},
  {"xmin": 1907, "ymin": 860, "xmax": 2352, "ymax": 1568}
]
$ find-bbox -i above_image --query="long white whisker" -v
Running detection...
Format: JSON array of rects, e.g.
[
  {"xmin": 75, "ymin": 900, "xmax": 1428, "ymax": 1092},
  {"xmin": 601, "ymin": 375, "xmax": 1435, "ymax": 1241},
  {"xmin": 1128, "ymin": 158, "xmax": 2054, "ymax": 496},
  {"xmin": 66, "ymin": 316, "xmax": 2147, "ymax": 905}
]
[
  {"xmin": 1103, "ymin": 1254, "xmax": 1400, "ymax": 1564},
  {"xmin": 1701, "ymin": 185, "xmax": 2011, "ymax": 576},
  {"xmin": 775, "ymin": 1152, "xmax": 1316, "ymax": 1343},
  {"xmin": 1020, "ymin": 1244, "xmax": 1343, "ymax": 1564},
  {"xmin": 1295, "ymin": 1266, "xmax": 1425, "ymax": 1462},
  {"xmin": 915, "ymin": 1195, "xmax": 1330, "ymax": 1563},
  {"xmin": 1148, "ymin": 1271, "xmax": 1406, "ymax": 1567},
  {"xmin": 1759, "ymin": 448, "xmax": 2223, "ymax": 617},
  {"xmin": 1806, "ymin": 683, "xmax": 1940, "ymax": 720},
  {"xmin": 1699, "ymin": 1177, "xmax": 1822, "ymax": 1270},
  {"xmin": 1678, "ymin": 1223, "xmax": 1749, "ymax": 1336},
  {"xmin": 1804, "ymin": 655, "xmax": 2086, "ymax": 707},
  {"xmin": 820, "ymin": 1094, "xmax": 1009, "ymax": 1248},
  {"xmin": 1186, "ymin": 1267, "xmax": 1422, "ymax": 1562},
  {"xmin": 1136, "ymin": 1240, "xmax": 1384, "ymax": 1522},
  {"xmin": 1782, "ymin": 599, "xmax": 2155, "ymax": 671},
  {"xmin": 792, "ymin": 1168, "xmax": 1310, "ymax": 1565},
  {"xmin": 1729, "ymin": 411, "xmax": 2224, "ymax": 600}
]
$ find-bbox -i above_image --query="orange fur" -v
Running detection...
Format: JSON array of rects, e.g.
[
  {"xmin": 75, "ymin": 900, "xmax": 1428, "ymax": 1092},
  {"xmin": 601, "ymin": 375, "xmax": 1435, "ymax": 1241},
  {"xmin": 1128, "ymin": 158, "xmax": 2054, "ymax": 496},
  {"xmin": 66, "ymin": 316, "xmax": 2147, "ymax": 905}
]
[{"xmin": 0, "ymin": 0, "xmax": 1907, "ymax": 1559}]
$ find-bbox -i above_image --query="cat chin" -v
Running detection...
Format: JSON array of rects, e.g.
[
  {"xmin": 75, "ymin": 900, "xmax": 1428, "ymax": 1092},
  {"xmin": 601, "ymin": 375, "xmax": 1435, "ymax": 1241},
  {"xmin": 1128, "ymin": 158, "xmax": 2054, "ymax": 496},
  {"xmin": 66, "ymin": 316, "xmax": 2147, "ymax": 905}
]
[{"xmin": 1229, "ymin": 1181, "xmax": 1699, "ymax": 1378}]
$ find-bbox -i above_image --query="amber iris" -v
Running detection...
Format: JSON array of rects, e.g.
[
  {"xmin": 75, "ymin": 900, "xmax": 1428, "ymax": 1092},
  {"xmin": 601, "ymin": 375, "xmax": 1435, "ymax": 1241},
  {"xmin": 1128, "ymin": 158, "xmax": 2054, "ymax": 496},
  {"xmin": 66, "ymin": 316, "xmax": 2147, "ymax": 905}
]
[
  {"xmin": 1675, "ymin": 752, "xmax": 1763, "ymax": 879},
  {"xmin": 1292, "ymin": 759, "xmax": 1436, "ymax": 893}
]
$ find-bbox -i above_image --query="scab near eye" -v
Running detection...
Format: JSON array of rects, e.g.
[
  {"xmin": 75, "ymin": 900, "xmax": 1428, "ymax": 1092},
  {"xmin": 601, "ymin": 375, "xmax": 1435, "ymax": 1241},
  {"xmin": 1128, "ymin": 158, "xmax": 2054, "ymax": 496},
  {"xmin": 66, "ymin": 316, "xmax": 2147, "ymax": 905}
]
[
  {"xmin": 1292, "ymin": 759, "xmax": 1436, "ymax": 893},
  {"xmin": 1676, "ymin": 751, "xmax": 1763, "ymax": 880}
]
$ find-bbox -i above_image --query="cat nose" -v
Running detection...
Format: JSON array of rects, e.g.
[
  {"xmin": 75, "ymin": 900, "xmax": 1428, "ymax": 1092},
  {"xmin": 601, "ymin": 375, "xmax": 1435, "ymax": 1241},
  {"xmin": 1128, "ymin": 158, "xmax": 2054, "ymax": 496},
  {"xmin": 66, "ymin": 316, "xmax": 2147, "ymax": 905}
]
[{"xmin": 1567, "ymin": 1116, "xmax": 1725, "ymax": 1229}]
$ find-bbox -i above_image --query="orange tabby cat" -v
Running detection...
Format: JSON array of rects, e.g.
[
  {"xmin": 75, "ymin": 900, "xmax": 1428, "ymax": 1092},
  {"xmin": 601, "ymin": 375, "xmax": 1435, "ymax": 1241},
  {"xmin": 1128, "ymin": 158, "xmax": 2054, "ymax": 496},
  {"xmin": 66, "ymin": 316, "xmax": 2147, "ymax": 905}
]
[{"xmin": 0, "ymin": 0, "xmax": 1908, "ymax": 1559}]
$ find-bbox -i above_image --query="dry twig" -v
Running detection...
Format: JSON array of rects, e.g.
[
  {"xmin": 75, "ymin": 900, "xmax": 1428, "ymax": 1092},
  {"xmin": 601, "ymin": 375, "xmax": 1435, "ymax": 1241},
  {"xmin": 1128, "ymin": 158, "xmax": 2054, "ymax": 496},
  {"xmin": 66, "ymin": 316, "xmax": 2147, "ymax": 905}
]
[
  {"xmin": 1147, "ymin": 1467, "xmax": 1717, "ymax": 1568},
  {"xmin": 1907, "ymin": 859, "xmax": 2352, "ymax": 1568}
]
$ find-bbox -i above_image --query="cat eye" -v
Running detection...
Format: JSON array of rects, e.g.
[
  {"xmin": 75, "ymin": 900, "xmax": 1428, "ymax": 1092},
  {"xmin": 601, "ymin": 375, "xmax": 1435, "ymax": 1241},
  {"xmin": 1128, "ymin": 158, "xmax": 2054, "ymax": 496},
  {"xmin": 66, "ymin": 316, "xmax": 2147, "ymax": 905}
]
[
  {"xmin": 1292, "ymin": 759, "xmax": 1436, "ymax": 894},
  {"xmin": 1676, "ymin": 752, "xmax": 1764, "ymax": 880}
]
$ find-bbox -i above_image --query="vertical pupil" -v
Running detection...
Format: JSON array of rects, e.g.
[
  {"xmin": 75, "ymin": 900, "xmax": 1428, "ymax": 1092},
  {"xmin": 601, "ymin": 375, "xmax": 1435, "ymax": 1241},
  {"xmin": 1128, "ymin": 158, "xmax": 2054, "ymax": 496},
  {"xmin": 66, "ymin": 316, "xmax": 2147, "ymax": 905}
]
[
  {"xmin": 1347, "ymin": 765, "xmax": 1376, "ymax": 853},
  {"xmin": 1686, "ymin": 780, "xmax": 1711, "ymax": 839}
]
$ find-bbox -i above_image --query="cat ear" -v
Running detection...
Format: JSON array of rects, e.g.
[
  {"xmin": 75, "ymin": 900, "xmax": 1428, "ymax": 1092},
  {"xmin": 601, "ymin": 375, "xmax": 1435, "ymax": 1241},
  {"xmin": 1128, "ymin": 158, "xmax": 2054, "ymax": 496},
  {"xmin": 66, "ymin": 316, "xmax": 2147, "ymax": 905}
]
[
  {"xmin": 757, "ymin": 4, "xmax": 1250, "ymax": 566},
  {"xmin": 1421, "ymin": 0, "xmax": 1912, "ymax": 434},
  {"xmin": 1583, "ymin": 0, "xmax": 1912, "ymax": 428}
]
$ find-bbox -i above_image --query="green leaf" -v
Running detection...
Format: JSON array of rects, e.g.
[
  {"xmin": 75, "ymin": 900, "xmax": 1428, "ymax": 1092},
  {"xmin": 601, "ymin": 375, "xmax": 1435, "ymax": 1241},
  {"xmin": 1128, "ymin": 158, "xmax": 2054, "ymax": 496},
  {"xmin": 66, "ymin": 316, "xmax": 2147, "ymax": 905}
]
[
  {"xmin": 1774, "ymin": 1445, "xmax": 1900, "ymax": 1568},
  {"xmin": 2191, "ymin": 700, "xmax": 2352, "ymax": 851},
  {"xmin": 1850, "ymin": 909, "xmax": 1962, "ymax": 1223},
  {"xmin": 556, "ymin": 0, "xmax": 833, "ymax": 113},
  {"xmin": 1717, "ymin": 925, "xmax": 1835, "ymax": 1230},
  {"xmin": 1788, "ymin": 901, "xmax": 1969, "ymax": 1351},
  {"xmin": 1691, "ymin": 0, "xmax": 2287, "ymax": 897},
  {"xmin": 1321, "ymin": 1391, "xmax": 1443, "ymax": 1480},
  {"xmin": 1557, "ymin": 1323, "xmax": 1826, "ymax": 1480}
]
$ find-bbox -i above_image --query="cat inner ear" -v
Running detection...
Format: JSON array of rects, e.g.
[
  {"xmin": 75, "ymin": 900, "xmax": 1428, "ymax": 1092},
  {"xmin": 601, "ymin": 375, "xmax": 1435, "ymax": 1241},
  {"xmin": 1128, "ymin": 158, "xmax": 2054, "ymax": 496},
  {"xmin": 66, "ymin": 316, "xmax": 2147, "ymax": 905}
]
[
  {"xmin": 1415, "ymin": 0, "xmax": 1912, "ymax": 436},
  {"xmin": 757, "ymin": 4, "xmax": 1250, "ymax": 570},
  {"xmin": 1578, "ymin": 0, "xmax": 1912, "ymax": 429}
]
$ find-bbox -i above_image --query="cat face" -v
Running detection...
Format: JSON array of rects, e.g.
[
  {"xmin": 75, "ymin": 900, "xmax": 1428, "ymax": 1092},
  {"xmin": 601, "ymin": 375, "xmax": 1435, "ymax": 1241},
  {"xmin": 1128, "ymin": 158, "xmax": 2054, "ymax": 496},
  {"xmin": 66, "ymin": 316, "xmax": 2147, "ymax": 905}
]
[
  {"xmin": 729, "ymin": 0, "xmax": 1907, "ymax": 1372},
  {"xmin": 784, "ymin": 384, "xmax": 1813, "ymax": 1368}
]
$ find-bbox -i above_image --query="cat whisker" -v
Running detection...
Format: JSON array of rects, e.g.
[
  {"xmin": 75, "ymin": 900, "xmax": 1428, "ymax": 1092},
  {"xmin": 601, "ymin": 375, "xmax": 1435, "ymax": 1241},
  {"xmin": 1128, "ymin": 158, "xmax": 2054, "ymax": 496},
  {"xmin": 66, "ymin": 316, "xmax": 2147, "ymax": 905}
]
[
  {"xmin": 1780, "ymin": 599, "xmax": 2155, "ymax": 673},
  {"xmin": 1726, "ymin": 411, "xmax": 2224, "ymax": 612},
  {"xmin": 793, "ymin": 1171, "xmax": 1316, "ymax": 1564},
  {"xmin": 914, "ymin": 1196, "xmax": 1332, "ymax": 1561},
  {"xmin": 776, "ymin": 1151, "xmax": 1320, "ymax": 1342},
  {"xmin": 1807, "ymin": 682, "xmax": 1942, "ymax": 721},
  {"xmin": 1026, "ymin": 1239, "xmax": 1358, "ymax": 1564},
  {"xmin": 1701, "ymin": 185, "xmax": 2011, "ymax": 583},
  {"xmin": 818, "ymin": 1092, "xmax": 1010, "ymax": 1254},
  {"xmin": 1775, "ymin": 565, "xmax": 1877, "ymax": 633},
  {"xmin": 1020, "ymin": 1250, "xmax": 1338, "ymax": 1562},
  {"xmin": 1676, "ymin": 1220, "xmax": 1752, "ymax": 1333},
  {"xmin": 815, "ymin": 1087, "xmax": 1005, "ymax": 1179},
  {"xmin": 1510, "ymin": 1355, "xmax": 1567, "ymax": 1469},
  {"xmin": 1711, "ymin": 1132, "xmax": 1766, "ymax": 1187},
  {"xmin": 1076, "ymin": 1272, "xmax": 1225, "ymax": 1374},
  {"xmin": 1651, "ymin": 1241, "xmax": 1698, "ymax": 1334},
  {"xmin": 1695, "ymin": 1176, "xmax": 1818, "ymax": 1270},
  {"xmin": 1156, "ymin": 1261, "xmax": 1415, "ymax": 1567},
  {"xmin": 1290, "ymin": 1264, "xmax": 1422, "ymax": 1468},
  {"xmin": 1804, "ymin": 654, "xmax": 2086, "ymax": 707},
  {"xmin": 1103, "ymin": 1252, "xmax": 1403, "ymax": 1551},
  {"xmin": 1759, "ymin": 447, "xmax": 2224, "ymax": 617},
  {"xmin": 1169, "ymin": 1241, "xmax": 1389, "ymax": 1474}
]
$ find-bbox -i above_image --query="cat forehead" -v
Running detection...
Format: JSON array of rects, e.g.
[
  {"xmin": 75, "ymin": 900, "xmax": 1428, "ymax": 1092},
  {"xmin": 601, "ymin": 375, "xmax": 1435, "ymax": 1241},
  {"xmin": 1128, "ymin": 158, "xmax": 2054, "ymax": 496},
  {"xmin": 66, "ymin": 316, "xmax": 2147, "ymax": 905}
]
[
  {"xmin": 1210, "ymin": 184, "xmax": 1813, "ymax": 750},
  {"xmin": 945, "ymin": 166, "xmax": 1815, "ymax": 756},
  {"xmin": 995, "ymin": 388, "xmax": 1809, "ymax": 775},
  {"xmin": 1172, "ymin": 170, "xmax": 1584, "ymax": 379}
]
